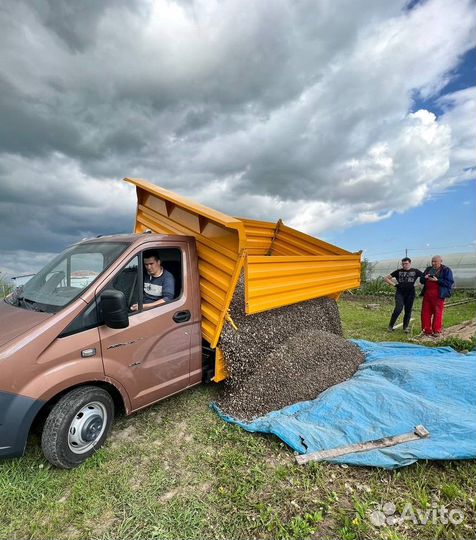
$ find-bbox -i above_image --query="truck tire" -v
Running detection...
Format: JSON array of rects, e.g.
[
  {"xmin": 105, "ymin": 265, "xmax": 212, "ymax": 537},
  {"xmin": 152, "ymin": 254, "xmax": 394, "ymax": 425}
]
[{"xmin": 41, "ymin": 386, "xmax": 114, "ymax": 469}]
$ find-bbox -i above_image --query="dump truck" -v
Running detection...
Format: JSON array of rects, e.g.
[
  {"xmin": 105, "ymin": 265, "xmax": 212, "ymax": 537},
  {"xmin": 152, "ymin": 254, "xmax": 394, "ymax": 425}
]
[{"xmin": 0, "ymin": 178, "xmax": 361, "ymax": 468}]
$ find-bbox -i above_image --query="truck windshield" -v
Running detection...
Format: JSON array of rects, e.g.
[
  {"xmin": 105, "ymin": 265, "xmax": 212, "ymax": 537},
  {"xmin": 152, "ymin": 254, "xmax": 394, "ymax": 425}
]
[{"xmin": 6, "ymin": 242, "xmax": 129, "ymax": 313}]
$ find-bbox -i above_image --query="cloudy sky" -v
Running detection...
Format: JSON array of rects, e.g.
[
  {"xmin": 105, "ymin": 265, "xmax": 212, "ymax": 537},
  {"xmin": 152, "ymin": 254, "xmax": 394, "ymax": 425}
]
[{"xmin": 0, "ymin": 0, "xmax": 474, "ymax": 277}]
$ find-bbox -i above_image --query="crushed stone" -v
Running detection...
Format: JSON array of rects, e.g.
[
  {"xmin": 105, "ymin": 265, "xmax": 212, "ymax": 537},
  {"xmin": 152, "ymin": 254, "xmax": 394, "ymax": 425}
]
[{"xmin": 216, "ymin": 278, "xmax": 364, "ymax": 421}]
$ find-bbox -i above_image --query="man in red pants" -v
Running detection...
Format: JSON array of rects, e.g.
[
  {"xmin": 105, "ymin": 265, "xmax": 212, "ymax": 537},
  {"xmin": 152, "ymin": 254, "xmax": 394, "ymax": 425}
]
[{"xmin": 420, "ymin": 255, "xmax": 454, "ymax": 337}]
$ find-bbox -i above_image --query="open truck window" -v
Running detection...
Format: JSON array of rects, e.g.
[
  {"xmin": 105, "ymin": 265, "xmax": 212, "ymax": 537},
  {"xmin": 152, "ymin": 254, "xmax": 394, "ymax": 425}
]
[
  {"xmin": 151, "ymin": 247, "xmax": 183, "ymax": 302},
  {"xmin": 110, "ymin": 247, "xmax": 183, "ymax": 313},
  {"xmin": 61, "ymin": 247, "xmax": 184, "ymax": 337},
  {"xmin": 5, "ymin": 241, "xmax": 129, "ymax": 314}
]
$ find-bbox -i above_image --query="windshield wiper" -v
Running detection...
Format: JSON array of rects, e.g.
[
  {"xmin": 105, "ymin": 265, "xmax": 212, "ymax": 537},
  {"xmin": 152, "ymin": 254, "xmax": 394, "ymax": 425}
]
[{"xmin": 19, "ymin": 297, "xmax": 46, "ymax": 312}]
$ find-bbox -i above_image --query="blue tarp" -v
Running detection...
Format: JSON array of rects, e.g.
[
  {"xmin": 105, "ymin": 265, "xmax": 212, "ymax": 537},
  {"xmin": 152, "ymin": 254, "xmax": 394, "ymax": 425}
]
[{"xmin": 213, "ymin": 340, "xmax": 476, "ymax": 468}]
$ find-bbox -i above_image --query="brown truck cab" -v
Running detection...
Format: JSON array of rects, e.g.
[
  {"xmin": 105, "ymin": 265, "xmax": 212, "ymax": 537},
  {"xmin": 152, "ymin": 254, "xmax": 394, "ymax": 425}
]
[{"xmin": 0, "ymin": 233, "xmax": 203, "ymax": 468}]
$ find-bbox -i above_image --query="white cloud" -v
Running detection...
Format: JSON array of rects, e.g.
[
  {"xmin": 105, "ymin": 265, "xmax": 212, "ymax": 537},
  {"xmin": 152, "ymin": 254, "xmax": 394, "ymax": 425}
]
[{"xmin": 438, "ymin": 87, "xmax": 476, "ymax": 181}]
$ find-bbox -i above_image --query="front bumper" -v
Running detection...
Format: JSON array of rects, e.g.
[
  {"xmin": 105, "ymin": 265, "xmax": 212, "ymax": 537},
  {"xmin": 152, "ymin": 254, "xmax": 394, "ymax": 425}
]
[{"xmin": 0, "ymin": 390, "xmax": 44, "ymax": 459}]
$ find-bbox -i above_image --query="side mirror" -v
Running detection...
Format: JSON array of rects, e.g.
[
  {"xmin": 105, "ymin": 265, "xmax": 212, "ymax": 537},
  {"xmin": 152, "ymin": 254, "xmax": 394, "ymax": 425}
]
[{"xmin": 101, "ymin": 289, "xmax": 129, "ymax": 329}]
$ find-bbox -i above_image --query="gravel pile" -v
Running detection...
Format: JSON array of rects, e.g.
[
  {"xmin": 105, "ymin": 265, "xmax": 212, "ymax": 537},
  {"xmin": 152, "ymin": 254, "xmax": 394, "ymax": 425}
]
[{"xmin": 216, "ymin": 278, "xmax": 364, "ymax": 420}]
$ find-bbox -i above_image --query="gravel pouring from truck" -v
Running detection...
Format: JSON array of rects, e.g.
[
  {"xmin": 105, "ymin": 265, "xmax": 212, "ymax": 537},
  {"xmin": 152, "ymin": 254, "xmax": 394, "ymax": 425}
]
[{"xmin": 0, "ymin": 178, "xmax": 361, "ymax": 468}]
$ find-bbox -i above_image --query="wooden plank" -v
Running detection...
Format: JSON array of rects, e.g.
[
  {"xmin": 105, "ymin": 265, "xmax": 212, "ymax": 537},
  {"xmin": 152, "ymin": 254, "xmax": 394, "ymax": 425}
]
[
  {"xmin": 445, "ymin": 300, "xmax": 471, "ymax": 307},
  {"xmin": 295, "ymin": 425, "xmax": 430, "ymax": 465},
  {"xmin": 393, "ymin": 318, "xmax": 414, "ymax": 329}
]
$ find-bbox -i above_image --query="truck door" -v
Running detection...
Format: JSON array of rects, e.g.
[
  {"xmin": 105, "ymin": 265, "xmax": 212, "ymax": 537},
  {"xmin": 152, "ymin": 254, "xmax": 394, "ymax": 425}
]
[{"xmin": 98, "ymin": 243, "xmax": 198, "ymax": 411}]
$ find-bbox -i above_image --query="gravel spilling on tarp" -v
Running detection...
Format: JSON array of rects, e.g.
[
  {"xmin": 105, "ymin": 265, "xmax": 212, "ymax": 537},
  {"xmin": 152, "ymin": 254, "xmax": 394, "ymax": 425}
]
[{"xmin": 216, "ymin": 278, "xmax": 364, "ymax": 420}]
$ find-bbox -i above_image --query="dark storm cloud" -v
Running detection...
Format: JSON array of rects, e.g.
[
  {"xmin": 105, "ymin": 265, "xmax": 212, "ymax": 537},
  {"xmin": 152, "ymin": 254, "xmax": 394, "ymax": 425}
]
[
  {"xmin": 26, "ymin": 0, "xmax": 141, "ymax": 52},
  {"xmin": 0, "ymin": 201, "xmax": 133, "ymax": 253},
  {"xmin": 0, "ymin": 76, "xmax": 82, "ymax": 158},
  {"xmin": 0, "ymin": 172, "xmax": 135, "ymax": 255}
]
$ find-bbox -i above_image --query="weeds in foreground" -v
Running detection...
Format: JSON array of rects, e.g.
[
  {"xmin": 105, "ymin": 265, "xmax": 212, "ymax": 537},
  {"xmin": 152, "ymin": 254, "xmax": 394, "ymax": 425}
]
[
  {"xmin": 0, "ymin": 272, "xmax": 12, "ymax": 299},
  {"xmin": 427, "ymin": 336, "xmax": 475, "ymax": 352}
]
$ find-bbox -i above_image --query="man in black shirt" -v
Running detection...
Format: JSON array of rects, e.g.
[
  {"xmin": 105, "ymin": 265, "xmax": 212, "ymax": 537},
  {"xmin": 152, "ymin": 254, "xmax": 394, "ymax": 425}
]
[{"xmin": 384, "ymin": 257, "xmax": 423, "ymax": 332}]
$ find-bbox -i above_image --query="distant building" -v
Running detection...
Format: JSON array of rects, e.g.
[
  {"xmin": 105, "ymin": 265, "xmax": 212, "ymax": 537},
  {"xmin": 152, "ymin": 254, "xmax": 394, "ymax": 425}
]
[{"xmin": 369, "ymin": 252, "xmax": 475, "ymax": 289}]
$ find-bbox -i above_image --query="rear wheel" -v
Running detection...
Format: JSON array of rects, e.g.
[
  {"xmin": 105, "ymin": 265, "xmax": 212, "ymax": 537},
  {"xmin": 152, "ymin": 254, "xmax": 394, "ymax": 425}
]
[{"xmin": 41, "ymin": 386, "xmax": 114, "ymax": 469}]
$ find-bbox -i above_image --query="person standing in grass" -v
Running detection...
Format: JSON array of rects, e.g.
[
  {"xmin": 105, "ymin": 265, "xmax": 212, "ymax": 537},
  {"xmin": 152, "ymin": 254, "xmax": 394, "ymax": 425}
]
[
  {"xmin": 420, "ymin": 255, "xmax": 454, "ymax": 337},
  {"xmin": 385, "ymin": 257, "xmax": 423, "ymax": 332}
]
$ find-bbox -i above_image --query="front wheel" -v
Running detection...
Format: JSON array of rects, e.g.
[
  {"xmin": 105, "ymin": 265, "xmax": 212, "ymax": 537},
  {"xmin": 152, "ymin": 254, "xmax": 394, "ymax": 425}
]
[{"xmin": 41, "ymin": 386, "xmax": 114, "ymax": 469}]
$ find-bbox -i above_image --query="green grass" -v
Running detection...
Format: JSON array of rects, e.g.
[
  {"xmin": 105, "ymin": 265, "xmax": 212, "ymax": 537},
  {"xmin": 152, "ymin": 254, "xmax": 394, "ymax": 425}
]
[
  {"xmin": 0, "ymin": 295, "xmax": 474, "ymax": 539},
  {"xmin": 340, "ymin": 290, "xmax": 475, "ymax": 344},
  {"xmin": 0, "ymin": 273, "xmax": 13, "ymax": 299}
]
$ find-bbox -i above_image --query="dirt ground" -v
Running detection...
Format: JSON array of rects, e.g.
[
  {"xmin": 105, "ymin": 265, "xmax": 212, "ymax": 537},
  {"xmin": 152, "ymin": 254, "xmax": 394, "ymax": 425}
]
[
  {"xmin": 443, "ymin": 319, "xmax": 476, "ymax": 340},
  {"xmin": 415, "ymin": 318, "xmax": 476, "ymax": 342}
]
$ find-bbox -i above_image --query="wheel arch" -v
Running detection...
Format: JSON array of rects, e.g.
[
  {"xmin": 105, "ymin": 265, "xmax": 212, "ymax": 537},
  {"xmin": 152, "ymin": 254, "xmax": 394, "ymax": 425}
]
[{"xmin": 30, "ymin": 381, "xmax": 126, "ymax": 435}]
